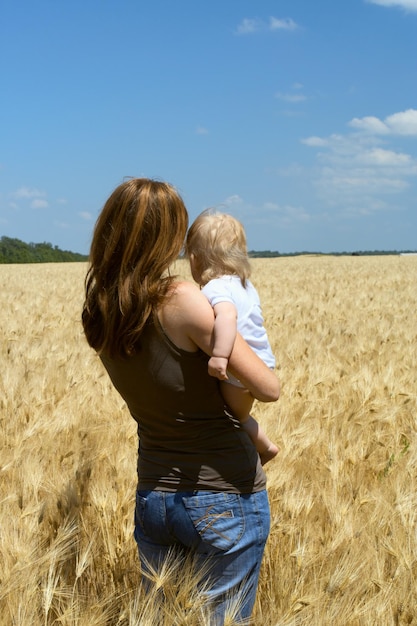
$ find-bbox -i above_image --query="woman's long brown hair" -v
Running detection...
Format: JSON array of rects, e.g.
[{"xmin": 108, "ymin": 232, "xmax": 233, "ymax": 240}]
[{"xmin": 82, "ymin": 178, "xmax": 188, "ymax": 357}]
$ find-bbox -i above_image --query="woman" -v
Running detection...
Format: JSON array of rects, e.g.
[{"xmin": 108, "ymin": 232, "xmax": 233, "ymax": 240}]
[{"xmin": 82, "ymin": 178, "xmax": 280, "ymax": 625}]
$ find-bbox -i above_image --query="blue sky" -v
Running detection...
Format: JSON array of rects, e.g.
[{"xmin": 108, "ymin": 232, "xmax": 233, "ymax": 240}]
[{"xmin": 1, "ymin": 0, "xmax": 416, "ymax": 254}]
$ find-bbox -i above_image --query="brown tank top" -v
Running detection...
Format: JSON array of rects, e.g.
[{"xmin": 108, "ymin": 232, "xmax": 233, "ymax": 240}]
[{"xmin": 100, "ymin": 317, "xmax": 266, "ymax": 493}]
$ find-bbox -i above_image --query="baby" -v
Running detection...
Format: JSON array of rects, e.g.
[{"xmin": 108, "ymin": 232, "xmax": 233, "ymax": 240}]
[{"xmin": 186, "ymin": 210, "xmax": 279, "ymax": 464}]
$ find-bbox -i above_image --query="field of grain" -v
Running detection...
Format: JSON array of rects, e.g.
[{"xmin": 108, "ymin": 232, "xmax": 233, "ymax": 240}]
[{"xmin": 1, "ymin": 256, "xmax": 416, "ymax": 625}]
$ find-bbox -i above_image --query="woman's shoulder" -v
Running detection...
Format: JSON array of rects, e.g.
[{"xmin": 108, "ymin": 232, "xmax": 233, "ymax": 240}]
[
  {"xmin": 170, "ymin": 279, "xmax": 202, "ymax": 301},
  {"xmin": 171, "ymin": 279, "xmax": 199, "ymax": 293},
  {"xmin": 159, "ymin": 280, "xmax": 214, "ymax": 352},
  {"xmin": 166, "ymin": 280, "xmax": 212, "ymax": 314}
]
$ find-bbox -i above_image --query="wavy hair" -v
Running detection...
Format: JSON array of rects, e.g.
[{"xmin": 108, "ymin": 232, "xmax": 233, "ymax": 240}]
[
  {"xmin": 82, "ymin": 178, "xmax": 188, "ymax": 357},
  {"xmin": 185, "ymin": 210, "xmax": 251, "ymax": 287}
]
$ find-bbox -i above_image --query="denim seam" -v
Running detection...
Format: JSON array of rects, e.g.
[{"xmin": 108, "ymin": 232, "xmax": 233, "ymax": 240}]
[{"xmin": 196, "ymin": 507, "xmax": 234, "ymax": 541}]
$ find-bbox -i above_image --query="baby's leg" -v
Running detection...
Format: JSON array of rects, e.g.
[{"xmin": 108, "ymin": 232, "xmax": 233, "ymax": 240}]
[
  {"xmin": 220, "ymin": 382, "xmax": 279, "ymax": 464},
  {"xmin": 220, "ymin": 381, "xmax": 254, "ymax": 421},
  {"xmin": 241, "ymin": 415, "xmax": 279, "ymax": 465}
]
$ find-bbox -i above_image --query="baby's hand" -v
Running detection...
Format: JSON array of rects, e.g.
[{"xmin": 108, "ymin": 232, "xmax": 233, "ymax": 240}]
[{"xmin": 208, "ymin": 356, "xmax": 229, "ymax": 380}]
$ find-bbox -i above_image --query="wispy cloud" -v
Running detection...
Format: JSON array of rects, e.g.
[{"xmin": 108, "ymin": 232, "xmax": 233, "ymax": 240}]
[
  {"xmin": 236, "ymin": 18, "xmax": 262, "ymax": 34},
  {"xmin": 357, "ymin": 147, "xmax": 412, "ymax": 166},
  {"xmin": 261, "ymin": 202, "xmax": 311, "ymax": 223},
  {"xmin": 269, "ymin": 17, "xmax": 298, "ymax": 31},
  {"xmin": 78, "ymin": 211, "xmax": 93, "ymax": 221},
  {"xmin": 275, "ymin": 83, "xmax": 307, "ymax": 106},
  {"xmin": 302, "ymin": 109, "xmax": 417, "ymax": 213},
  {"xmin": 196, "ymin": 126, "xmax": 209, "ymax": 135},
  {"xmin": 54, "ymin": 220, "xmax": 69, "ymax": 230},
  {"xmin": 10, "ymin": 187, "xmax": 49, "ymax": 209},
  {"xmin": 203, "ymin": 194, "xmax": 243, "ymax": 214},
  {"xmin": 275, "ymin": 92, "xmax": 306, "ymax": 103},
  {"xmin": 223, "ymin": 194, "xmax": 243, "ymax": 206},
  {"xmin": 11, "ymin": 187, "xmax": 46, "ymax": 200},
  {"xmin": 302, "ymin": 136, "xmax": 329, "ymax": 147},
  {"xmin": 236, "ymin": 16, "xmax": 299, "ymax": 35},
  {"xmin": 274, "ymin": 163, "xmax": 305, "ymax": 177},
  {"xmin": 31, "ymin": 198, "xmax": 49, "ymax": 209},
  {"xmin": 366, "ymin": 0, "xmax": 417, "ymax": 12},
  {"xmin": 216, "ymin": 195, "xmax": 311, "ymax": 232}
]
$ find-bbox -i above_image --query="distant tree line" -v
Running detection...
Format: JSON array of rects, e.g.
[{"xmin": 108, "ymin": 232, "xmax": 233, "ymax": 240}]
[
  {"xmin": 0, "ymin": 236, "xmax": 88, "ymax": 264},
  {"xmin": 1, "ymin": 236, "xmax": 415, "ymax": 264},
  {"xmin": 248, "ymin": 250, "xmax": 416, "ymax": 258}
]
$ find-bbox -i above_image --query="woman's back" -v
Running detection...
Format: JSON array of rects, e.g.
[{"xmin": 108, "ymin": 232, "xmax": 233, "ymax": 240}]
[{"xmin": 100, "ymin": 315, "xmax": 266, "ymax": 494}]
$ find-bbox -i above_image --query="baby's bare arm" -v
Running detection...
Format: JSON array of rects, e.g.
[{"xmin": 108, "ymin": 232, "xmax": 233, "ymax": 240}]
[{"xmin": 208, "ymin": 301, "xmax": 237, "ymax": 380}]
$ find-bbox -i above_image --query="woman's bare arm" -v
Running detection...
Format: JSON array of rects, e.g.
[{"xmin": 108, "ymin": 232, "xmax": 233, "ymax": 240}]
[{"xmin": 227, "ymin": 333, "xmax": 280, "ymax": 402}]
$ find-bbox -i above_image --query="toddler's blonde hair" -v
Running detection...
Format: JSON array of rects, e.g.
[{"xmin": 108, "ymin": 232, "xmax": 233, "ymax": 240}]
[{"xmin": 186, "ymin": 209, "xmax": 251, "ymax": 286}]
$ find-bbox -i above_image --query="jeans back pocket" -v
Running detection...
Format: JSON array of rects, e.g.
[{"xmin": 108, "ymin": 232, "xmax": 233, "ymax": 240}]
[{"xmin": 182, "ymin": 492, "xmax": 245, "ymax": 553}]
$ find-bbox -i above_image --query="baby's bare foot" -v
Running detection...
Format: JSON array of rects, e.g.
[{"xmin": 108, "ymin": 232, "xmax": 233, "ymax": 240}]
[{"xmin": 260, "ymin": 443, "xmax": 279, "ymax": 465}]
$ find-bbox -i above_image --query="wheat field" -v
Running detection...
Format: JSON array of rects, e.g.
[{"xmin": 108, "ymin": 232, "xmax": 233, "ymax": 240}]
[{"xmin": 1, "ymin": 256, "xmax": 416, "ymax": 625}]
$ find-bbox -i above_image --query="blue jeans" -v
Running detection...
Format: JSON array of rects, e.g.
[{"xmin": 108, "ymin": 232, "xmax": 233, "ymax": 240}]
[{"xmin": 134, "ymin": 489, "xmax": 270, "ymax": 625}]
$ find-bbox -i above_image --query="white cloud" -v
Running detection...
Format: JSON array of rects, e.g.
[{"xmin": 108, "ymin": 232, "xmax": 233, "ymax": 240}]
[
  {"xmin": 275, "ymin": 92, "xmax": 306, "ymax": 103},
  {"xmin": 269, "ymin": 17, "xmax": 298, "ymax": 31},
  {"xmin": 385, "ymin": 109, "xmax": 417, "ymax": 135},
  {"xmin": 275, "ymin": 163, "xmax": 305, "ymax": 177},
  {"xmin": 217, "ymin": 194, "xmax": 311, "ymax": 233},
  {"xmin": 316, "ymin": 169, "xmax": 409, "ymax": 194},
  {"xmin": 236, "ymin": 16, "xmax": 299, "ymax": 34},
  {"xmin": 302, "ymin": 110, "xmax": 417, "ymax": 212},
  {"xmin": 78, "ymin": 211, "xmax": 93, "ymax": 221},
  {"xmin": 271, "ymin": 204, "xmax": 311, "ymax": 222},
  {"xmin": 11, "ymin": 187, "xmax": 47, "ymax": 200},
  {"xmin": 357, "ymin": 147, "xmax": 412, "ymax": 166},
  {"xmin": 263, "ymin": 202, "xmax": 279, "ymax": 211},
  {"xmin": 366, "ymin": 0, "xmax": 417, "ymax": 12},
  {"xmin": 307, "ymin": 134, "xmax": 377, "ymax": 160},
  {"xmin": 196, "ymin": 126, "xmax": 209, "ymax": 135},
  {"xmin": 349, "ymin": 115, "xmax": 389, "ymax": 134},
  {"xmin": 349, "ymin": 109, "xmax": 417, "ymax": 135},
  {"xmin": 54, "ymin": 220, "xmax": 70, "ymax": 230},
  {"xmin": 9, "ymin": 186, "xmax": 49, "ymax": 209},
  {"xmin": 236, "ymin": 18, "xmax": 261, "ymax": 34},
  {"xmin": 232, "ymin": 199, "xmax": 311, "ymax": 231},
  {"xmin": 302, "ymin": 136, "xmax": 329, "ymax": 147},
  {"xmin": 31, "ymin": 199, "xmax": 49, "ymax": 209},
  {"xmin": 223, "ymin": 195, "xmax": 243, "ymax": 206}
]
